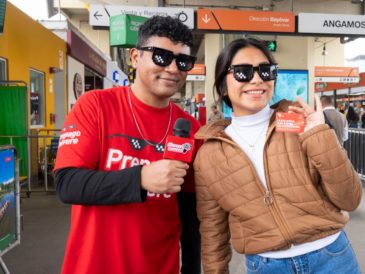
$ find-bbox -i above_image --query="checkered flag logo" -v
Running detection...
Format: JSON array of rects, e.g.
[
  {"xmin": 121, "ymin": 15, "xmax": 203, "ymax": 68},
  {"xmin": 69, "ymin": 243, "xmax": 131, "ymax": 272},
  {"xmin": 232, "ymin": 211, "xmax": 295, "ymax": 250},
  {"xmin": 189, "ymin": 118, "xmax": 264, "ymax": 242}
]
[
  {"xmin": 154, "ymin": 144, "xmax": 165, "ymax": 152},
  {"xmin": 108, "ymin": 134, "xmax": 164, "ymax": 154},
  {"xmin": 131, "ymin": 138, "xmax": 143, "ymax": 150}
]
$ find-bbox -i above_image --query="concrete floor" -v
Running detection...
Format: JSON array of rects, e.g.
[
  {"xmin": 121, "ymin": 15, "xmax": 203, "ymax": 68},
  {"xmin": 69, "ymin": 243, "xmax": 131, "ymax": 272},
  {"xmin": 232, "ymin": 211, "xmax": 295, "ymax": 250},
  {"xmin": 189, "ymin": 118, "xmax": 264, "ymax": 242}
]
[
  {"xmin": 1, "ymin": 186, "xmax": 365, "ymax": 274},
  {"xmin": 2, "ymin": 190, "xmax": 70, "ymax": 274}
]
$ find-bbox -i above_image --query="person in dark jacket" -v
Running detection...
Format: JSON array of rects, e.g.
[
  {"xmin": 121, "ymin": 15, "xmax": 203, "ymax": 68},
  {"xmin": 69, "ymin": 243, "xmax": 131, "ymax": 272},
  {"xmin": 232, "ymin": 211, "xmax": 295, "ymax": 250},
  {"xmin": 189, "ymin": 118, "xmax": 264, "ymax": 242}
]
[{"xmin": 347, "ymin": 105, "xmax": 359, "ymax": 128}]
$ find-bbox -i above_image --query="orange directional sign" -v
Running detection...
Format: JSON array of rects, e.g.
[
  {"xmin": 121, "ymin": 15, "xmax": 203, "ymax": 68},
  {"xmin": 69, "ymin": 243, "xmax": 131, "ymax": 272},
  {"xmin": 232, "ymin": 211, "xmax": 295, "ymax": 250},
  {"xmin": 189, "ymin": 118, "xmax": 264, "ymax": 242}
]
[
  {"xmin": 314, "ymin": 66, "xmax": 359, "ymax": 83},
  {"xmin": 314, "ymin": 66, "xmax": 359, "ymax": 77},
  {"xmin": 187, "ymin": 64, "xmax": 206, "ymax": 75},
  {"xmin": 197, "ymin": 9, "xmax": 295, "ymax": 33}
]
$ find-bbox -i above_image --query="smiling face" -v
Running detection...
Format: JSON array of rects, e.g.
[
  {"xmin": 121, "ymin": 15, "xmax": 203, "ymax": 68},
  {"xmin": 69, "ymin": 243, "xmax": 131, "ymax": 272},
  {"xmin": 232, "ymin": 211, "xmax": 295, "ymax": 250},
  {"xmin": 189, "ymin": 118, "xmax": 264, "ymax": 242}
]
[
  {"xmin": 226, "ymin": 46, "xmax": 275, "ymax": 116},
  {"xmin": 130, "ymin": 36, "xmax": 191, "ymax": 108}
]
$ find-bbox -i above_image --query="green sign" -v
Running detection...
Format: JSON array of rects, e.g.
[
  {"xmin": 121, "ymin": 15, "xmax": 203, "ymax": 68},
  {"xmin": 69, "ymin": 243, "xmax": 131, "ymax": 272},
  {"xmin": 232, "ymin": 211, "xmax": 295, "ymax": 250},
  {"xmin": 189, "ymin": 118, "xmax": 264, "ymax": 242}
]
[
  {"xmin": 265, "ymin": 40, "xmax": 277, "ymax": 52},
  {"xmin": 110, "ymin": 14, "xmax": 147, "ymax": 48},
  {"xmin": 0, "ymin": 0, "xmax": 6, "ymax": 35}
]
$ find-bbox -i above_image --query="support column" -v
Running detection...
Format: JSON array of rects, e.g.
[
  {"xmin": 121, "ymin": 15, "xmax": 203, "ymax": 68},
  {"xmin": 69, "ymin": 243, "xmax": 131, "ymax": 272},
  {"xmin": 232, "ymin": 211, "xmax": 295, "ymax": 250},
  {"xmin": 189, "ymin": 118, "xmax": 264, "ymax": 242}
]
[
  {"xmin": 307, "ymin": 37, "xmax": 316, "ymax": 107},
  {"xmin": 204, "ymin": 34, "xmax": 222, "ymax": 121}
]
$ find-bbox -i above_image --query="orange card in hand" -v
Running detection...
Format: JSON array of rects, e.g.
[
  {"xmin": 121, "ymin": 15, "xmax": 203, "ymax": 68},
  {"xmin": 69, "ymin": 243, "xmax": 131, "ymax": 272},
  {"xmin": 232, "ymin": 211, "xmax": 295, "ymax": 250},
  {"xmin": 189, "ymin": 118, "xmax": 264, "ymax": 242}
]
[{"xmin": 276, "ymin": 112, "xmax": 305, "ymax": 133}]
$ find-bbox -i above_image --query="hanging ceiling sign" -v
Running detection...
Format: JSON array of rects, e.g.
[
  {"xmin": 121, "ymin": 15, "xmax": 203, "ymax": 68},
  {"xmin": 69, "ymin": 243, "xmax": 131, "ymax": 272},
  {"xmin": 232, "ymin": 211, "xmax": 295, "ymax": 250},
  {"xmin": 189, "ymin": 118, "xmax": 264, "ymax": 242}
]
[
  {"xmin": 298, "ymin": 13, "xmax": 365, "ymax": 35},
  {"xmin": 187, "ymin": 64, "xmax": 206, "ymax": 75},
  {"xmin": 314, "ymin": 66, "xmax": 360, "ymax": 83},
  {"xmin": 187, "ymin": 64, "xmax": 206, "ymax": 81},
  {"xmin": 197, "ymin": 9, "xmax": 295, "ymax": 33},
  {"xmin": 90, "ymin": 4, "xmax": 194, "ymax": 29}
]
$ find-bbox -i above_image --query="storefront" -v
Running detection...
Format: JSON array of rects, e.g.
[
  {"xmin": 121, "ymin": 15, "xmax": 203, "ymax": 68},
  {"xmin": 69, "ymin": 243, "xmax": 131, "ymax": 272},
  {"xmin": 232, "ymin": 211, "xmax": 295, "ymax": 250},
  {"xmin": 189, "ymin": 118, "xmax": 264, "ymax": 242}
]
[
  {"xmin": 0, "ymin": 2, "xmax": 67, "ymax": 177},
  {"xmin": 67, "ymin": 30, "xmax": 106, "ymax": 110}
]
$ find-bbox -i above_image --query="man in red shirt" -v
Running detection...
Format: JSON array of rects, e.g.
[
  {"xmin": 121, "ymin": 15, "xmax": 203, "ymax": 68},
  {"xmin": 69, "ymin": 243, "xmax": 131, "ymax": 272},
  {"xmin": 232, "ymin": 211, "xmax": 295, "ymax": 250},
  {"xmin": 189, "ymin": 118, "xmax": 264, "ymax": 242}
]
[{"xmin": 54, "ymin": 16, "xmax": 200, "ymax": 274}]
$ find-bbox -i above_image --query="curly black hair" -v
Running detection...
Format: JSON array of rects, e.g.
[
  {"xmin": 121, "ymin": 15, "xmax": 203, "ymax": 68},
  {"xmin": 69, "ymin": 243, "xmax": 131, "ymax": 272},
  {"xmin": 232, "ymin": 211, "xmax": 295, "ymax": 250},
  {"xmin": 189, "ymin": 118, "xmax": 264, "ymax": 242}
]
[{"xmin": 137, "ymin": 15, "xmax": 193, "ymax": 48}]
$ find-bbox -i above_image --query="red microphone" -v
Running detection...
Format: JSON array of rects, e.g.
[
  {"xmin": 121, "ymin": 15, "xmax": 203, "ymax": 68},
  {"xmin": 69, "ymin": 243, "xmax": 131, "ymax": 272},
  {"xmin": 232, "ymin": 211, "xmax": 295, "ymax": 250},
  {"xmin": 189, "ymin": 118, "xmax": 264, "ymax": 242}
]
[{"xmin": 163, "ymin": 118, "xmax": 195, "ymax": 163}]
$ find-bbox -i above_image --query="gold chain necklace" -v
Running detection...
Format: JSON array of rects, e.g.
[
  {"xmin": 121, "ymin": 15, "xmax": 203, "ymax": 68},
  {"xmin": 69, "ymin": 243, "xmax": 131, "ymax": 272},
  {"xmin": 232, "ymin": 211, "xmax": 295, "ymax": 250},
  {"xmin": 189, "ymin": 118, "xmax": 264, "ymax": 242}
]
[
  {"xmin": 127, "ymin": 88, "xmax": 172, "ymax": 146},
  {"xmin": 231, "ymin": 123, "xmax": 268, "ymax": 152}
]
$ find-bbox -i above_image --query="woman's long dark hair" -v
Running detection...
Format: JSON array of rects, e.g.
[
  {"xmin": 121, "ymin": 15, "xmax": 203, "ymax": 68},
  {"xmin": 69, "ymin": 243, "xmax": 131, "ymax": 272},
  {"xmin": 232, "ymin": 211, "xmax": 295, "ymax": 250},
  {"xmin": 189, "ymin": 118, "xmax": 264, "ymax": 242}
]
[
  {"xmin": 214, "ymin": 38, "xmax": 277, "ymax": 108},
  {"xmin": 347, "ymin": 106, "xmax": 359, "ymax": 122}
]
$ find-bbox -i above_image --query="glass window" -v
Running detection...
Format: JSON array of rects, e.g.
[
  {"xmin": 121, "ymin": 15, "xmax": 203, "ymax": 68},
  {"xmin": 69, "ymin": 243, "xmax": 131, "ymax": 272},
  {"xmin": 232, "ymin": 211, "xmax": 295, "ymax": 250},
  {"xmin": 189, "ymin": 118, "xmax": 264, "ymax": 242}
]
[
  {"xmin": 0, "ymin": 57, "xmax": 6, "ymax": 81},
  {"xmin": 29, "ymin": 69, "xmax": 45, "ymax": 127},
  {"xmin": 84, "ymin": 67, "xmax": 103, "ymax": 92}
]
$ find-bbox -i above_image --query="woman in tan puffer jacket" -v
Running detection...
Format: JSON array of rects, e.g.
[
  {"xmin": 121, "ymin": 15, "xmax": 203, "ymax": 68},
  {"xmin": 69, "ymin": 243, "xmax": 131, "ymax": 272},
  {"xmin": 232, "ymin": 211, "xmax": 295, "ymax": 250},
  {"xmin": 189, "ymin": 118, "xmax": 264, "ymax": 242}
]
[{"xmin": 194, "ymin": 38, "xmax": 362, "ymax": 274}]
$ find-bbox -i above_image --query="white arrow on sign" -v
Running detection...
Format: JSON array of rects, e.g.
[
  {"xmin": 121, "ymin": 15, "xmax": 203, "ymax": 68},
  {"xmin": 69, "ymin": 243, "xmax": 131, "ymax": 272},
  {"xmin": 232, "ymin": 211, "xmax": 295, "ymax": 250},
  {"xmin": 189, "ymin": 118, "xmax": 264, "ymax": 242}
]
[
  {"xmin": 89, "ymin": 4, "xmax": 194, "ymax": 29},
  {"xmin": 201, "ymin": 14, "xmax": 210, "ymax": 24}
]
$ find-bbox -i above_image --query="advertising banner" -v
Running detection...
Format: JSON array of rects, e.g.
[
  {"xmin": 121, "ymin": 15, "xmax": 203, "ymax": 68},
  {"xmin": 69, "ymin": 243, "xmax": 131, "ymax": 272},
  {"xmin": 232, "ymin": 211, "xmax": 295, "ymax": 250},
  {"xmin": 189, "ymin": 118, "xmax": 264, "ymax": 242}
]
[{"xmin": 0, "ymin": 146, "xmax": 18, "ymax": 253}]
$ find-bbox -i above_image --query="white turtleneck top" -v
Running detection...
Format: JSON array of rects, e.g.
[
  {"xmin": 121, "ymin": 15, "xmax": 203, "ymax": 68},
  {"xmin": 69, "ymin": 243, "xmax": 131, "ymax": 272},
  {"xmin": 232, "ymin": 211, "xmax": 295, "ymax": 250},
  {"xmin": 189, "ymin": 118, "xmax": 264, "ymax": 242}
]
[
  {"xmin": 224, "ymin": 104, "xmax": 339, "ymax": 259},
  {"xmin": 225, "ymin": 104, "xmax": 272, "ymax": 189}
]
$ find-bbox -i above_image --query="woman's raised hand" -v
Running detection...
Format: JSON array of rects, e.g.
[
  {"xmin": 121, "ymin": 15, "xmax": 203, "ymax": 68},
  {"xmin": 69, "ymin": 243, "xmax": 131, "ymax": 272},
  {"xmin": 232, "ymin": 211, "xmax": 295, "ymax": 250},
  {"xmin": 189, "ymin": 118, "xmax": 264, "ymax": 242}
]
[{"xmin": 288, "ymin": 94, "xmax": 325, "ymax": 133}]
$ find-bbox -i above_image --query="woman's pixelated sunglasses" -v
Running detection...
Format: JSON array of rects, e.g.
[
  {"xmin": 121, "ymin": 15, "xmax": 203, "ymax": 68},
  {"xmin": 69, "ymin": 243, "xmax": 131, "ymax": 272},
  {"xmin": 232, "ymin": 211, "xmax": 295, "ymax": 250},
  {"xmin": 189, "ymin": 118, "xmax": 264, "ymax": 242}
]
[
  {"xmin": 227, "ymin": 63, "xmax": 278, "ymax": 82},
  {"xmin": 137, "ymin": 46, "xmax": 197, "ymax": 72}
]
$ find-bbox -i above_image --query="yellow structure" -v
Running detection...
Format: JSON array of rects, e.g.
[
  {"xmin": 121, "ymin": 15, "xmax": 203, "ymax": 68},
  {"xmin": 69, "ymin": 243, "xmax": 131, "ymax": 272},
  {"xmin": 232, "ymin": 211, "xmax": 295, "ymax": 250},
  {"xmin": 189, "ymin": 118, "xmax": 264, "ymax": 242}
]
[{"xmin": 0, "ymin": 2, "xmax": 66, "ymax": 130}]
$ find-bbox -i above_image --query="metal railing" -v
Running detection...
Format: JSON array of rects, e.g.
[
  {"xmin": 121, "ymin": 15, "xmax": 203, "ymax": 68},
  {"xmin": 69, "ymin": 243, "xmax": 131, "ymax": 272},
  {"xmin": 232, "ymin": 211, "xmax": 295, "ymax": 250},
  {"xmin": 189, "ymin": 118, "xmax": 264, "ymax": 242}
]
[
  {"xmin": 344, "ymin": 128, "xmax": 365, "ymax": 182},
  {"xmin": 0, "ymin": 129, "xmax": 61, "ymax": 195}
]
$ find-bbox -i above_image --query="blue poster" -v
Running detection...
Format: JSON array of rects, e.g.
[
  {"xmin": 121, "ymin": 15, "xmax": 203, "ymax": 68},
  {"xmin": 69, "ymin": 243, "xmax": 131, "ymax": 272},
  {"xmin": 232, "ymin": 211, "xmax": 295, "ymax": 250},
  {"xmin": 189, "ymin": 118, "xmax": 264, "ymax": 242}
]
[
  {"xmin": 271, "ymin": 70, "xmax": 308, "ymax": 105},
  {"xmin": 222, "ymin": 69, "xmax": 308, "ymax": 118},
  {"xmin": 0, "ymin": 148, "xmax": 16, "ymax": 251}
]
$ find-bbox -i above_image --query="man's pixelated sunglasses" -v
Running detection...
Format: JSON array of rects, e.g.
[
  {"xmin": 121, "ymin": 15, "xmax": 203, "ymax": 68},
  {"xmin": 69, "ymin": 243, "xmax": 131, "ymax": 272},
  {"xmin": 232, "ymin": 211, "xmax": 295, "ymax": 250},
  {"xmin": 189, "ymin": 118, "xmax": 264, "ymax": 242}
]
[
  {"xmin": 227, "ymin": 63, "xmax": 278, "ymax": 82},
  {"xmin": 137, "ymin": 46, "xmax": 197, "ymax": 72}
]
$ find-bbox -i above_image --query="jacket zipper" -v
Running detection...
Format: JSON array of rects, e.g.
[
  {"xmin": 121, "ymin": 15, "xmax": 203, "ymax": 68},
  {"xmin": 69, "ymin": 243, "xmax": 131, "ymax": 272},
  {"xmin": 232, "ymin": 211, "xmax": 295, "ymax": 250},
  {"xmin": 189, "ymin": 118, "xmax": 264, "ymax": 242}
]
[
  {"xmin": 262, "ymin": 150, "xmax": 293, "ymax": 246},
  {"xmin": 261, "ymin": 126, "xmax": 293, "ymax": 246},
  {"xmin": 203, "ymin": 128, "xmax": 294, "ymax": 245}
]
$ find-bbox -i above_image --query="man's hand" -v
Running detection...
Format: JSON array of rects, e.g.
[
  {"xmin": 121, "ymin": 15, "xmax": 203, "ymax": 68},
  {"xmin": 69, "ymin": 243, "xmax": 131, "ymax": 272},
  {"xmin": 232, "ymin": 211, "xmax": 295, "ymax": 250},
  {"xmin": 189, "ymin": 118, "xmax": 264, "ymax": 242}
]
[
  {"xmin": 288, "ymin": 94, "xmax": 325, "ymax": 133},
  {"xmin": 141, "ymin": 159, "xmax": 189, "ymax": 194}
]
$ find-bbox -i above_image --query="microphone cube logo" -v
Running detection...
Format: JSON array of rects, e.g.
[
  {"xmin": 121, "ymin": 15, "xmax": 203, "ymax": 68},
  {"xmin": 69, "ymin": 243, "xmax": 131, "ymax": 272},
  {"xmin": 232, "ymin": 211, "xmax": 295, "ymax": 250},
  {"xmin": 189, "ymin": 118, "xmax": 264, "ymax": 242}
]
[
  {"xmin": 163, "ymin": 135, "xmax": 195, "ymax": 163},
  {"xmin": 166, "ymin": 142, "xmax": 192, "ymax": 154}
]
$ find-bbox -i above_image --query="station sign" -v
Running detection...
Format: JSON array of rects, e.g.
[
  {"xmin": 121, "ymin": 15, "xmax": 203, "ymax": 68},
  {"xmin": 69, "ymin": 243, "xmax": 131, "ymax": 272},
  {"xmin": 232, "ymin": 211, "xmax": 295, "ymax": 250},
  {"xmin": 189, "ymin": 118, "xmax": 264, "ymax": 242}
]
[
  {"xmin": 90, "ymin": 4, "xmax": 194, "ymax": 29},
  {"xmin": 187, "ymin": 64, "xmax": 206, "ymax": 75},
  {"xmin": 299, "ymin": 13, "xmax": 365, "ymax": 35},
  {"xmin": 187, "ymin": 64, "xmax": 205, "ymax": 81},
  {"xmin": 314, "ymin": 66, "xmax": 359, "ymax": 83},
  {"xmin": 197, "ymin": 9, "xmax": 295, "ymax": 33}
]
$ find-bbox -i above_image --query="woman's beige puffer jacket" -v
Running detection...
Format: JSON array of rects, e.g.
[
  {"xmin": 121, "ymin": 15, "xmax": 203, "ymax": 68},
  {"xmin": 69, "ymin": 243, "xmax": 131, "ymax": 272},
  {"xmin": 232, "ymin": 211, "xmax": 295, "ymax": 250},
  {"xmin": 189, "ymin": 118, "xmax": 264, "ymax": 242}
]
[{"xmin": 194, "ymin": 101, "xmax": 362, "ymax": 274}]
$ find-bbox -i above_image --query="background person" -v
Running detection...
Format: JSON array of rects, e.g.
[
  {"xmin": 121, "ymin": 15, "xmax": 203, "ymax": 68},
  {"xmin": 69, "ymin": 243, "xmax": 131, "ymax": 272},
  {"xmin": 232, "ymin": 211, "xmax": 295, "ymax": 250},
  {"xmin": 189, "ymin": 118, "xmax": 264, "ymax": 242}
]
[
  {"xmin": 320, "ymin": 95, "xmax": 348, "ymax": 145},
  {"xmin": 194, "ymin": 38, "xmax": 362, "ymax": 274},
  {"xmin": 54, "ymin": 16, "xmax": 201, "ymax": 274},
  {"xmin": 207, "ymin": 103, "xmax": 224, "ymax": 123},
  {"xmin": 347, "ymin": 105, "xmax": 359, "ymax": 128}
]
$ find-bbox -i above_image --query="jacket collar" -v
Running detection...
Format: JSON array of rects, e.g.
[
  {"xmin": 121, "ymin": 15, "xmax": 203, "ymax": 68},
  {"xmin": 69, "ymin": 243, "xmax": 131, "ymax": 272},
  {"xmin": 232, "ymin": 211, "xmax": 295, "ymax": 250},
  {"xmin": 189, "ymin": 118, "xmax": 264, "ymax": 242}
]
[{"xmin": 195, "ymin": 99, "xmax": 297, "ymax": 144}]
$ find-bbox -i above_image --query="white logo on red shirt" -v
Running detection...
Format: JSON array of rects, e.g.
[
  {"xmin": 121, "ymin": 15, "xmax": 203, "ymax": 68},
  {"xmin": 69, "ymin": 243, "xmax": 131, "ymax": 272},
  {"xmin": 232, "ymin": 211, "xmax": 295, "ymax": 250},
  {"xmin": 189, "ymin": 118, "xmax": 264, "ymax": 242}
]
[
  {"xmin": 106, "ymin": 148, "xmax": 151, "ymax": 170},
  {"xmin": 59, "ymin": 131, "xmax": 81, "ymax": 147}
]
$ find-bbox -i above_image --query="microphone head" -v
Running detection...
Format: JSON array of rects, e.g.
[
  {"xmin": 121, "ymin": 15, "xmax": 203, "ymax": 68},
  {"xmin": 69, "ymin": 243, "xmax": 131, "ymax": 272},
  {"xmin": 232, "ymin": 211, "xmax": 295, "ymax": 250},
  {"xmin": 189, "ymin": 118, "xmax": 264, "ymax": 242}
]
[{"xmin": 173, "ymin": 118, "xmax": 191, "ymax": 138}]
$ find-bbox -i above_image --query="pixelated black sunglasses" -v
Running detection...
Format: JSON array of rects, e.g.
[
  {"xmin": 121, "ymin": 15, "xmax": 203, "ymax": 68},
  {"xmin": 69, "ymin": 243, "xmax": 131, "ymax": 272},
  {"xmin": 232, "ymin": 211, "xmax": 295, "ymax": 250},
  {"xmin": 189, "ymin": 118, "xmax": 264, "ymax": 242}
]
[
  {"xmin": 227, "ymin": 63, "xmax": 278, "ymax": 82},
  {"xmin": 137, "ymin": 46, "xmax": 197, "ymax": 72}
]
